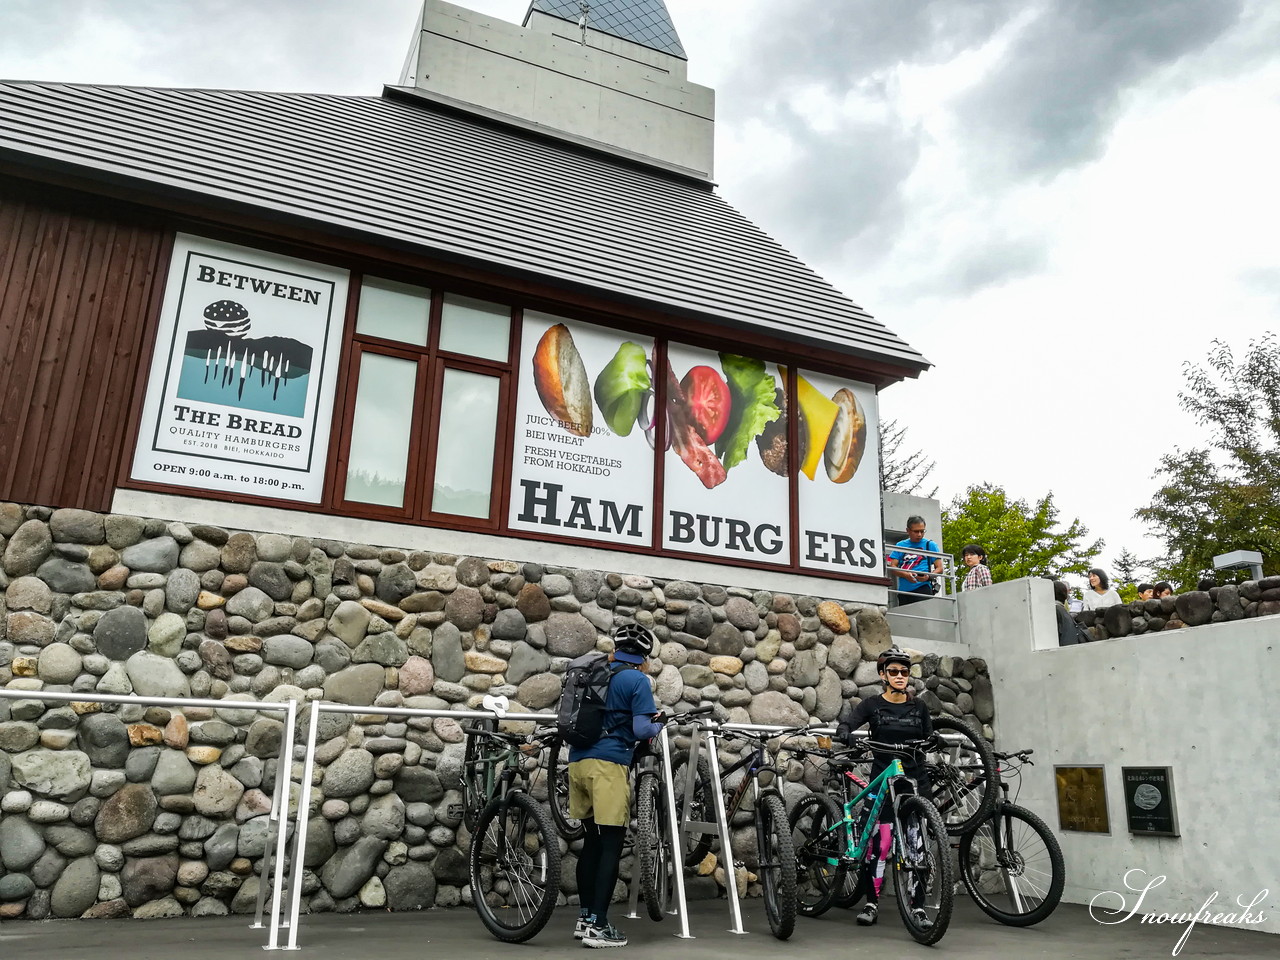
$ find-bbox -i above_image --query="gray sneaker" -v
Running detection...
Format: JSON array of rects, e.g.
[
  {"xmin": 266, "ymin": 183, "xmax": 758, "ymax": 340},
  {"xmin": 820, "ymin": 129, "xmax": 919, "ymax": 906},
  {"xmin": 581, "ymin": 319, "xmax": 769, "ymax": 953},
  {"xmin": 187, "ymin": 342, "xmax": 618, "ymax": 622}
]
[
  {"xmin": 582, "ymin": 921, "xmax": 628, "ymax": 948},
  {"xmin": 574, "ymin": 916, "xmax": 595, "ymax": 940},
  {"xmin": 856, "ymin": 902, "xmax": 878, "ymax": 926}
]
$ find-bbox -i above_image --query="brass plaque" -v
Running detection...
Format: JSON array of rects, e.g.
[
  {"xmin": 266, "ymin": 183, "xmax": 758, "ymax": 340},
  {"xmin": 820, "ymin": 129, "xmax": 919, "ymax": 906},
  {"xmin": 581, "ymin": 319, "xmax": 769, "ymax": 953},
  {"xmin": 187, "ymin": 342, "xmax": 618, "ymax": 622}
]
[{"xmin": 1055, "ymin": 765, "xmax": 1110, "ymax": 833}]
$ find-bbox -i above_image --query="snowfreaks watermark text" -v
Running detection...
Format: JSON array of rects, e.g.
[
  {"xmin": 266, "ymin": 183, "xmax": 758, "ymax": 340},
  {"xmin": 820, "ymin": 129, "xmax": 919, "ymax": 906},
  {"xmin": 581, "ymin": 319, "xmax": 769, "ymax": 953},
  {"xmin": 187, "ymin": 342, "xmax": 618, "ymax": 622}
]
[{"xmin": 1090, "ymin": 869, "xmax": 1268, "ymax": 955}]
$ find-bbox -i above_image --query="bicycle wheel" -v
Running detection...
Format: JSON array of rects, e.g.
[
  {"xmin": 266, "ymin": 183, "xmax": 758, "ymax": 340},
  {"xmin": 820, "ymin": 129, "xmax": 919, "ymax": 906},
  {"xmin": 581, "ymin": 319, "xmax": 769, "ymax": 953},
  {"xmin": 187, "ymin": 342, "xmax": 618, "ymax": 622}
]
[
  {"xmin": 959, "ymin": 802, "xmax": 1065, "ymax": 926},
  {"xmin": 545, "ymin": 736, "xmax": 584, "ymax": 842},
  {"xmin": 671, "ymin": 751, "xmax": 715, "ymax": 866},
  {"xmin": 469, "ymin": 791, "xmax": 561, "ymax": 943},
  {"xmin": 926, "ymin": 715, "xmax": 998, "ymax": 836},
  {"xmin": 757, "ymin": 792, "xmax": 797, "ymax": 939},
  {"xmin": 788, "ymin": 792, "xmax": 845, "ymax": 918},
  {"xmin": 892, "ymin": 795, "xmax": 953, "ymax": 946},
  {"xmin": 636, "ymin": 771, "xmax": 673, "ymax": 921},
  {"xmin": 462, "ymin": 717, "xmax": 495, "ymax": 832}
]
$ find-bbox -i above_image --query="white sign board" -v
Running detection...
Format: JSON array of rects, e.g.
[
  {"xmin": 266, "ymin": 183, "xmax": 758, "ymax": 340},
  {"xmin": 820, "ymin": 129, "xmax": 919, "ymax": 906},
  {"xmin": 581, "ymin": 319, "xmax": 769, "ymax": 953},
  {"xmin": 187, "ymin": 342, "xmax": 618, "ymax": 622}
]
[
  {"xmin": 796, "ymin": 370, "xmax": 883, "ymax": 575},
  {"xmin": 661, "ymin": 344, "xmax": 791, "ymax": 563},
  {"xmin": 509, "ymin": 312, "xmax": 655, "ymax": 545},
  {"xmin": 130, "ymin": 235, "xmax": 348, "ymax": 503}
]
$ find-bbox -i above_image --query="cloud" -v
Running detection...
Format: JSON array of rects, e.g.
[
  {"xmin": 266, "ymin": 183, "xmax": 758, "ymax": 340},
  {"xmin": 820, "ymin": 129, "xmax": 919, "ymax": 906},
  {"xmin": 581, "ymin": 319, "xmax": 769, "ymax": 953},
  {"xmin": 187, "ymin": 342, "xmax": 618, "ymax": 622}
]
[
  {"xmin": 956, "ymin": 0, "xmax": 1247, "ymax": 180},
  {"xmin": 0, "ymin": 0, "xmax": 422, "ymax": 93},
  {"xmin": 712, "ymin": 0, "xmax": 1250, "ymax": 304}
]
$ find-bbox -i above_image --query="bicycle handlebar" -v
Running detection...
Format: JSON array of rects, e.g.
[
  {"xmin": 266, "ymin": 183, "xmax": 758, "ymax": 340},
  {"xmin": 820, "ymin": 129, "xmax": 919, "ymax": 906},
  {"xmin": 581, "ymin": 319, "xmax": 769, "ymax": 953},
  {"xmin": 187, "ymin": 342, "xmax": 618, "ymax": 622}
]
[{"xmin": 659, "ymin": 704, "xmax": 715, "ymax": 724}]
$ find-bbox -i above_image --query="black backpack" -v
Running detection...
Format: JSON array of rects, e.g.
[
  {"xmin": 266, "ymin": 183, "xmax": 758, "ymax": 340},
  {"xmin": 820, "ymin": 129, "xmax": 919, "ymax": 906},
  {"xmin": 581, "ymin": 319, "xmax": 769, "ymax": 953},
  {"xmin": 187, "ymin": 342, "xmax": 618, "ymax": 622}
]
[{"xmin": 557, "ymin": 652, "xmax": 613, "ymax": 748}]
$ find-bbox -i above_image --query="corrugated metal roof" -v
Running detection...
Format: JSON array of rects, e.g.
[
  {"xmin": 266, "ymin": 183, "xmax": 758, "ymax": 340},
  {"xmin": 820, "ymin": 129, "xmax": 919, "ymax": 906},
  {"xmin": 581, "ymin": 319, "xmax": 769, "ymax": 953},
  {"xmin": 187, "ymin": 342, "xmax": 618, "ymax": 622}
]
[
  {"xmin": 0, "ymin": 80, "xmax": 928, "ymax": 374},
  {"xmin": 530, "ymin": 0, "xmax": 687, "ymax": 58}
]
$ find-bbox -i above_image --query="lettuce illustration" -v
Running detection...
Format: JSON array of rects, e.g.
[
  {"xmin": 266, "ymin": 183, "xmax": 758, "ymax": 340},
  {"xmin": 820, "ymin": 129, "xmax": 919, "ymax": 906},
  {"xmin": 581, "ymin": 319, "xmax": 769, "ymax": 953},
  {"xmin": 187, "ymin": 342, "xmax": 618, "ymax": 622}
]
[
  {"xmin": 593, "ymin": 341, "xmax": 650, "ymax": 436},
  {"xmin": 715, "ymin": 353, "xmax": 781, "ymax": 470}
]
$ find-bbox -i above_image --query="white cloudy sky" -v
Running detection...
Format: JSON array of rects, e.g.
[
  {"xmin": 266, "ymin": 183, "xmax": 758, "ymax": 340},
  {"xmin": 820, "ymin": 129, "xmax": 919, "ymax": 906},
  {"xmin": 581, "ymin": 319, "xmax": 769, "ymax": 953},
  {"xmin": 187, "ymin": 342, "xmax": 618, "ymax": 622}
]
[{"xmin": 4, "ymin": 0, "xmax": 1278, "ymax": 580}]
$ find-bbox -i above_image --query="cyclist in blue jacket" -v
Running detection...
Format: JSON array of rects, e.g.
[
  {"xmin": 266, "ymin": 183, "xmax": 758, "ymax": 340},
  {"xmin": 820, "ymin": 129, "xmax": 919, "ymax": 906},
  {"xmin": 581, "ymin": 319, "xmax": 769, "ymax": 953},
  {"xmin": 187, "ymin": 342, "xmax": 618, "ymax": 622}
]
[{"xmin": 569, "ymin": 623, "xmax": 662, "ymax": 948}]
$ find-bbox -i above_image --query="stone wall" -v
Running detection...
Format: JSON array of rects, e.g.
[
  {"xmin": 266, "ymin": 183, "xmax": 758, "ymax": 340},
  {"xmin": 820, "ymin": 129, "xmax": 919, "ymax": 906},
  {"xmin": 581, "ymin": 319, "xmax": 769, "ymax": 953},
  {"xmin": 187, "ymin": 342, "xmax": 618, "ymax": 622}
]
[
  {"xmin": 0, "ymin": 501, "xmax": 995, "ymax": 920},
  {"xmin": 1073, "ymin": 580, "xmax": 1280, "ymax": 639}
]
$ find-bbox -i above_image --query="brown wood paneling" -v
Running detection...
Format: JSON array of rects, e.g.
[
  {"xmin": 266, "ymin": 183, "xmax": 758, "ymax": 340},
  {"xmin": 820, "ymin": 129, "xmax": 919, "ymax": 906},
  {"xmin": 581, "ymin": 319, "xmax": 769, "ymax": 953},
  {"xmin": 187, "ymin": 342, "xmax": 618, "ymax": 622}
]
[{"xmin": 0, "ymin": 184, "xmax": 167, "ymax": 511}]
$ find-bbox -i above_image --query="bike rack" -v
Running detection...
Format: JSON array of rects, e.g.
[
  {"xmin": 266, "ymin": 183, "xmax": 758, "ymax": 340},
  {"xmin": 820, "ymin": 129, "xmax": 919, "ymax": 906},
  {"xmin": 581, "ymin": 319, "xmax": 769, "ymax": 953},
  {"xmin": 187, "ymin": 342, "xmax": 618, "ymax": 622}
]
[
  {"xmin": 283, "ymin": 700, "xmax": 556, "ymax": 950},
  {"xmin": 0, "ymin": 688, "xmax": 298, "ymax": 950},
  {"xmin": 623, "ymin": 721, "xmax": 698, "ymax": 939}
]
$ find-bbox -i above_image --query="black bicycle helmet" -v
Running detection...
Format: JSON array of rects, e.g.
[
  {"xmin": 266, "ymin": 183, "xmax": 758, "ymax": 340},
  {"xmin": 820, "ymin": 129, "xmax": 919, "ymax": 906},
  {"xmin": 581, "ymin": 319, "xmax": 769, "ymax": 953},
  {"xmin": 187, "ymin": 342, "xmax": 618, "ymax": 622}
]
[
  {"xmin": 613, "ymin": 622, "xmax": 655, "ymax": 662},
  {"xmin": 877, "ymin": 645, "xmax": 912, "ymax": 671}
]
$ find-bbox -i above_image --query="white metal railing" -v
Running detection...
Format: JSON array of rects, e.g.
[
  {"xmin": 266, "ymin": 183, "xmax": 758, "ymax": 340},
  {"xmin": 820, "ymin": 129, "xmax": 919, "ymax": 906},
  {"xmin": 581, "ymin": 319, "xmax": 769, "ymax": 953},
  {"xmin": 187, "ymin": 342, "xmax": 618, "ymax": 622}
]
[{"xmin": 0, "ymin": 688, "xmax": 298, "ymax": 949}]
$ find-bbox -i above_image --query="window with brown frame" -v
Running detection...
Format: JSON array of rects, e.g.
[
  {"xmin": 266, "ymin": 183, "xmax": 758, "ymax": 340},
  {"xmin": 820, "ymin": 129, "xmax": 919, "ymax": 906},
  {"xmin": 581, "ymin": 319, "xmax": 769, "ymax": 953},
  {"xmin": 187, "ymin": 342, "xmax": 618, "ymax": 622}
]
[{"xmin": 331, "ymin": 277, "xmax": 515, "ymax": 530}]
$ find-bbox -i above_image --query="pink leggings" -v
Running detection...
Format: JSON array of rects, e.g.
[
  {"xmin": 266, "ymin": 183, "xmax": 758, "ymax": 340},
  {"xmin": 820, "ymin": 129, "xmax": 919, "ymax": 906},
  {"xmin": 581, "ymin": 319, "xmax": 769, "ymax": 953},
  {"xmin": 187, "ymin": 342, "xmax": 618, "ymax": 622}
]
[{"xmin": 869, "ymin": 823, "xmax": 893, "ymax": 900}]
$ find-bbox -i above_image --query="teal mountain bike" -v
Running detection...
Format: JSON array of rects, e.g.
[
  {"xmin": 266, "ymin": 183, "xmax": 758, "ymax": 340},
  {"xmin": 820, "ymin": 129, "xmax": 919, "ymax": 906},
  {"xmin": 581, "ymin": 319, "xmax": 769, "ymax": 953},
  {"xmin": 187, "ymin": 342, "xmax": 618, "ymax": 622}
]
[{"xmin": 791, "ymin": 738, "xmax": 953, "ymax": 945}]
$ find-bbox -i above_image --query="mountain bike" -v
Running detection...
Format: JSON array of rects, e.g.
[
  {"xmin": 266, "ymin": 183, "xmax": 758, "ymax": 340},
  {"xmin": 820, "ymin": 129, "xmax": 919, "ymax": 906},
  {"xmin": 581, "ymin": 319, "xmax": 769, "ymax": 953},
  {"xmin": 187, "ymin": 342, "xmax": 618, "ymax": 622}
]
[
  {"xmin": 462, "ymin": 723, "xmax": 561, "ymax": 943},
  {"xmin": 924, "ymin": 715, "xmax": 998, "ymax": 836},
  {"xmin": 791, "ymin": 739, "xmax": 953, "ymax": 945},
  {"xmin": 958, "ymin": 748, "xmax": 1065, "ymax": 926},
  {"xmin": 633, "ymin": 705, "xmax": 715, "ymax": 921},
  {"xmin": 688, "ymin": 724, "xmax": 804, "ymax": 940},
  {"xmin": 543, "ymin": 733, "xmax": 585, "ymax": 842}
]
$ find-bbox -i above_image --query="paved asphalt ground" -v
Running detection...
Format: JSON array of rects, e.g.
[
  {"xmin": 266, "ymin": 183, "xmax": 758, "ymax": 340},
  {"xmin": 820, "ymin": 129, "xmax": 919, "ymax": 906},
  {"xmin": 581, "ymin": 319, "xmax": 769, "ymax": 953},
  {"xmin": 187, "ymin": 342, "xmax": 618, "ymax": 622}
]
[{"xmin": 0, "ymin": 899, "xmax": 1271, "ymax": 960}]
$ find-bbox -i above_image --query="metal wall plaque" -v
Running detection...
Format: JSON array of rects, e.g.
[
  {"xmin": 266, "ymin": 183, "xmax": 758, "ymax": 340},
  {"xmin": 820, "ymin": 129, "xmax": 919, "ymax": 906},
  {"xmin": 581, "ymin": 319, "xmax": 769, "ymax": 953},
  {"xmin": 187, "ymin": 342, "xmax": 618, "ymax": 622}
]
[
  {"xmin": 1122, "ymin": 766, "xmax": 1179, "ymax": 837},
  {"xmin": 1055, "ymin": 765, "xmax": 1110, "ymax": 833}
]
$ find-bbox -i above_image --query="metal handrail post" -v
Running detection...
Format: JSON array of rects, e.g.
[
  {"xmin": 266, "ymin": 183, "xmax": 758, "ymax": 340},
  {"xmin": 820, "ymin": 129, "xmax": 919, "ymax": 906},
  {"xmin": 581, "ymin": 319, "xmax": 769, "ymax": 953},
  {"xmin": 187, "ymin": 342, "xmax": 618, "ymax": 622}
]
[
  {"xmin": 700, "ymin": 724, "xmax": 746, "ymax": 935},
  {"xmin": 254, "ymin": 696, "xmax": 295, "ymax": 930},
  {"xmin": 658, "ymin": 724, "xmax": 693, "ymax": 939},
  {"xmin": 282, "ymin": 701, "xmax": 321, "ymax": 951},
  {"xmin": 264, "ymin": 697, "xmax": 298, "ymax": 948}
]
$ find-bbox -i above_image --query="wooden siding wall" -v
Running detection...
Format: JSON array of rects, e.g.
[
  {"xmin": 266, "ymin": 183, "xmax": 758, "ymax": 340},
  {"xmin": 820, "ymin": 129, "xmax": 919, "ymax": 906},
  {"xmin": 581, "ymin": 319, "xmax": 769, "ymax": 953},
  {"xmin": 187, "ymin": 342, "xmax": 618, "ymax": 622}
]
[{"xmin": 0, "ymin": 187, "xmax": 167, "ymax": 512}]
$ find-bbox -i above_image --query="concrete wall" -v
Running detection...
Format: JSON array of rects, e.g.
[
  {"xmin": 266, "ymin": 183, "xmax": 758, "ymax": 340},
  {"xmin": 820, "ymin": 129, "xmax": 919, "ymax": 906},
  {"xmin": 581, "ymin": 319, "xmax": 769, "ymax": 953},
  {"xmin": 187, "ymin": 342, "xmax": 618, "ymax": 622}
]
[
  {"xmin": 961, "ymin": 578, "xmax": 1280, "ymax": 934},
  {"xmin": 407, "ymin": 0, "xmax": 715, "ymax": 178},
  {"xmin": 882, "ymin": 491, "xmax": 943, "ymax": 548}
]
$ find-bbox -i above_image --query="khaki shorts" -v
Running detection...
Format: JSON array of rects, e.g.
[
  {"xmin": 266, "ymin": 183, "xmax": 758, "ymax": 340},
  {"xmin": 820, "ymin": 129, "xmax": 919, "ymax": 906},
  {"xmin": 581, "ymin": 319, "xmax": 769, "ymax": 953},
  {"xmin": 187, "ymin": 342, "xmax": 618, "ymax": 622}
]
[{"xmin": 567, "ymin": 758, "xmax": 631, "ymax": 827}]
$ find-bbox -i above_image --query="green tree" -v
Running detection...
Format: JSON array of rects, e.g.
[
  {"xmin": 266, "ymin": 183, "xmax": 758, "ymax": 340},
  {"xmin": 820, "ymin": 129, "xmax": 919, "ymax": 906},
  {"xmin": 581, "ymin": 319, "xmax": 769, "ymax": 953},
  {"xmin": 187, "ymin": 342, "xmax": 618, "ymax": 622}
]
[
  {"xmin": 879, "ymin": 418, "xmax": 938, "ymax": 498},
  {"xmin": 1136, "ymin": 336, "xmax": 1280, "ymax": 587},
  {"xmin": 1113, "ymin": 548, "xmax": 1143, "ymax": 602},
  {"xmin": 942, "ymin": 483, "xmax": 1103, "ymax": 582}
]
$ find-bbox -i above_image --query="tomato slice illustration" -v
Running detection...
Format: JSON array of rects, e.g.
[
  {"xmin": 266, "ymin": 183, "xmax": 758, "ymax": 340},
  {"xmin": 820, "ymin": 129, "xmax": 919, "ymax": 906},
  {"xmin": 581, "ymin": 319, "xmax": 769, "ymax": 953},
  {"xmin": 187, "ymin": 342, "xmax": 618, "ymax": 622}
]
[{"xmin": 680, "ymin": 365, "xmax": 731, "ymax": 444}]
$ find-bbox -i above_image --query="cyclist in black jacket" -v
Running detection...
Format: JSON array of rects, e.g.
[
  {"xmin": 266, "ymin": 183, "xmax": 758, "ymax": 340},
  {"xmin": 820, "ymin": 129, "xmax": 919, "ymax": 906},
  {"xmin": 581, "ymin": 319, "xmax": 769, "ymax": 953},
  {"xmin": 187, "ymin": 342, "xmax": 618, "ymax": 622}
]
[{"xmin": 835, "ymin": 645, "xmax": 933, "ymax": 928}]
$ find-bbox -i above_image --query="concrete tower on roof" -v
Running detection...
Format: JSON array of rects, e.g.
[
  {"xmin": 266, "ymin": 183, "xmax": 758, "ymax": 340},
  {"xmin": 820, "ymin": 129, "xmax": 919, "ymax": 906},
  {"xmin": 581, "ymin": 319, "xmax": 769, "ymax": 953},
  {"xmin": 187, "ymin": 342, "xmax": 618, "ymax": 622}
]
[{"xmin": 398, "ymin": 0, "xmax": 715, "ymax": 179}]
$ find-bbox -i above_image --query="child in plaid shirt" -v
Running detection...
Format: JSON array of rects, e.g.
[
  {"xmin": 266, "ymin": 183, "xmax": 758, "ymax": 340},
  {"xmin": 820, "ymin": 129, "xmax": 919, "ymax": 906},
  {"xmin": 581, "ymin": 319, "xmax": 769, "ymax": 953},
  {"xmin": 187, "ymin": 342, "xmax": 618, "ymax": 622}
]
[{"xmin": 960, "ymin": 544, "xmax": 992, "ymax": 591}]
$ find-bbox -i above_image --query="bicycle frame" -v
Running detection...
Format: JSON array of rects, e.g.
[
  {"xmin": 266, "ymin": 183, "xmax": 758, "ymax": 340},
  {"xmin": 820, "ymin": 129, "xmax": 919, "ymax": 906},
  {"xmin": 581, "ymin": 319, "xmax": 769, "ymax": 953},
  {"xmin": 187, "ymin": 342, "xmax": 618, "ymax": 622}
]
[
  {"xmin": 826, "ymin": 757, "xmax": 913, "ymax": 864},
  {"xmin": 717, "ymin": 733, "xmax": 782, "ymax": 819}
]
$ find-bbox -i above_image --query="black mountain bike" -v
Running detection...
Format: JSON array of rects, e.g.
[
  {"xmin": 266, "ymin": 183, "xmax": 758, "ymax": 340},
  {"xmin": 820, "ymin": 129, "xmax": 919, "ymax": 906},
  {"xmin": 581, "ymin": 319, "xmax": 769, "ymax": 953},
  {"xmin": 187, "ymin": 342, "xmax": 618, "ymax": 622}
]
[
  {"xmin": 958, "ymin": 748, "xmax": 1065, "ymax": 926},
  {"xmin": 633, "ymin": 705, "xmax": 715, "ymax": 921},
  {"xmin": 678, "ymin": 724, "xmax": 803, "ymax": 940},
  {"xmin": 463, "ymin": 723, "xmax": 561, "ymax": 943}
]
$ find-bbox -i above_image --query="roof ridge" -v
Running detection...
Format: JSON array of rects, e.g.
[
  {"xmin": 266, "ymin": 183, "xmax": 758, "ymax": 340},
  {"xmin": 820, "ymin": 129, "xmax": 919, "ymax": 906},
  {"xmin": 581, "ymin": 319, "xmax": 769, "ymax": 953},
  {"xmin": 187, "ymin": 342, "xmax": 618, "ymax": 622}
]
[{"xmin": 0, "ymin": 78, "xmax": 383, "ymax": 100}]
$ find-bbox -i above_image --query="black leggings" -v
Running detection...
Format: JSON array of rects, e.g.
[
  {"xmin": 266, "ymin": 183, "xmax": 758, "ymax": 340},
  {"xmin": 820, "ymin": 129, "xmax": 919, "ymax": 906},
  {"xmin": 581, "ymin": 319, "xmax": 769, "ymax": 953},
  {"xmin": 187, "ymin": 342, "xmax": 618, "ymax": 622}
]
[{"xmin": 577, "ymin": 818, "xmax": 627, "ymax": 922}]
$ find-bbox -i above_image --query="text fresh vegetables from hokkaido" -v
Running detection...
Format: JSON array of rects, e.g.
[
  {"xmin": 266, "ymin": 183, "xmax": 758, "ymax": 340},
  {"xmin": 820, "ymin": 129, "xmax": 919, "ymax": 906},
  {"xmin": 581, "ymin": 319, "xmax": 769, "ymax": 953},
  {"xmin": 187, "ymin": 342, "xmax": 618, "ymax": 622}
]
[
  {"xmin": 593, "ymin": 341, "xmax": 651, "ymax": 436},
  {"xmin": 715, "ymin": 354, "xmax": 781, "ymax": 471}
]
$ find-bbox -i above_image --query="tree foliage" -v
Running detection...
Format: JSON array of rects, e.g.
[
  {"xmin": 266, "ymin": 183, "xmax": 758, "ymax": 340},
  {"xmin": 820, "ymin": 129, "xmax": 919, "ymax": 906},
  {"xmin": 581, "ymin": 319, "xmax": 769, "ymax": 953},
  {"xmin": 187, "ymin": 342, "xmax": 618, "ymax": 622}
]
[
  {"xmin": 879, "ymin": 418, "xmax": 938, "ymax": 497},
  {"xmin": 1136, "ymin": 336, "xmax": 1280, "ymax": 587},
  {"xmin": 942, "ymin": 483, "xmax": 1103, "ymax": 582},
  {"xmin": 1112, "ymin": 548, "xmax": 1144, "ymax": 602}
]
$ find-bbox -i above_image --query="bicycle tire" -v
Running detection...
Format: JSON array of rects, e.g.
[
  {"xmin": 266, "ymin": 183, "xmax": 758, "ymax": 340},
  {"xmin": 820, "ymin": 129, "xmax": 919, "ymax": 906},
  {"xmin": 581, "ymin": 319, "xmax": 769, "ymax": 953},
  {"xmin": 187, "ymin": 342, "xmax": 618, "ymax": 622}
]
[
  {"xmin": 892, "ymin": 795, "xmax": 953, "ymax": 946},
  {"xmin": 959, "ymin": 801, "xmax": 1065, "ymax": 927},
  {"xmin": 927, "ymin": 715, "xmax": 998, "ymax": 836},
  {"xmin": 671, "ymin": 752, "xmax": 715, "ymax": 866},
  {"xmin": 546, "ymin": 736, "xmax": 584, "ymax": 843},
  {"xmin": 636, "ymin": 771, "xmax": 672, "ymax": 921},
  {"xmin": 788, "ymin": 792, "xmax": 845, "ymax": 918},
  {"xmin": 469, "ymin": 791, "xmax": 561, "ymax": 943},
  {"xmin": 462, "ymin": 717, "xmax": 495, "ymax": 832},
  {"xmin": 758, "ymin": 792, "xmax": 797, "ymax": 939}
]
